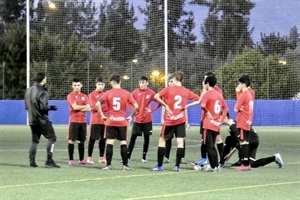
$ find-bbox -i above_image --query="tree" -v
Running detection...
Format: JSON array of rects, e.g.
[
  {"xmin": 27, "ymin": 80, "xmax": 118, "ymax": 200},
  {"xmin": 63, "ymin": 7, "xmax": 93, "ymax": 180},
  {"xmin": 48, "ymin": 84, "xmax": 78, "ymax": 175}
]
[
  {"xmin": 288, "ymin": 26, "xmax": 299, "ymax": 50},
  {"xmin": 195, "ymin": 0, "xmax": 255, "ymax": 60},
  {"xmin": 259, "ymin": 32, "xmax": 289, "ymax": 56},
  {"xmin": 215, "ymin": 48, "xmax": 300, "ymax": 99}
]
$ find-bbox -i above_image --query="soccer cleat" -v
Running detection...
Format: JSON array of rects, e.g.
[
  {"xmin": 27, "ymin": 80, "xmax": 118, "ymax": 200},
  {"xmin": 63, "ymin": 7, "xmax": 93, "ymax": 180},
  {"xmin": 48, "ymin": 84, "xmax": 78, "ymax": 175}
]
[
  {"xmin": 180, "ymin": 158, "xmax": 188, "ymax": 164},
  {"xmin": 191, "ymin": 162, "xmax": 201, "ymax": 171},
  {"xmin": 102, "ymin": 165, "xmax": 112, "ymax": 171},
  {"xmin": 196, "ymin": 158, "xmax": 207, "ymax": 166},
  {"xmin": 231, "ymin": 160, "xmax": 242, "ymax": 167},
  {"xmin": 87, "ymin": 157, "xmax": 94, "ymax": 165},
  {"xmin": 203, "ymin": 167, "xmax": 219, "ymax": 172},
  {"xmin": 274, "ymin": 153, "xmax": 283, "ymax": 168},
  {"xmin": 174, "ymin": 166, "xmax": 181, "ymax": 172},
  {"xmin": 149, "ymin": 165, "xmax": 164, "ymax": 171},
  {"xmin": 68, "ymin": 160, "xmax": 75, "ymax": 166},
  {"xmin": 29, "ymin": 162, "xmax": 38, "ymax": 168},
  {"xmin": 78, "ymin": 159, "xmax": 87, "ymax": 165},
  {"xmin": 99, "ymin": 156, "xmax": 106, "ymax": 164},
  {"xmin": 141, "ymin": 158, "xmax": 148, "ymax": 163},
  {"xmin": 235, "ymin": 165, "xmax": 251, "ymax": 171},
  {"xmin": 122, "ymin": 165, "xmax": 134, "ymax": 171},
  {"xmin": 164, "ymin": 157, "xmax": 170, "ymax": 164},
  {"xmin": 45, "ymin": 160, "xmax": 61, "ymax": 168}
]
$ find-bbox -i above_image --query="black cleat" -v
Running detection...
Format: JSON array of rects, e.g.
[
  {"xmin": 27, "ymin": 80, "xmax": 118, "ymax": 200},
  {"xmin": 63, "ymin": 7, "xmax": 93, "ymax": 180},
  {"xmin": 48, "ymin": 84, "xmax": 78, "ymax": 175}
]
[
  {"xmin": 45, "ymin": 160, "xmax": 61, "ymax": 168},
  {"xmin": 231, "ymin": 160, "xmax": 242, "ymax": 167},
  {"xmin": 29, "ymin": 162, "xmax": 38, "ymax": 168}
]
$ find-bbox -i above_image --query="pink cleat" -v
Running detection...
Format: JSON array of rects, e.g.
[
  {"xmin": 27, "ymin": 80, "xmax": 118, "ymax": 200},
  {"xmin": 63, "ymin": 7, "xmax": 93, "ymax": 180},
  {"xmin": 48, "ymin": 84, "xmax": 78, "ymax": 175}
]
[
  {"xmin": 78, "ymin": 159, "xmax": 87, "ymax": 165},
  {"xmin": 69, "ymin": 160, "xmax": 75, "ymax": 166},
  {"xmin": 99, "ymin": 156, "xmax": 107, "ymax": 163}
]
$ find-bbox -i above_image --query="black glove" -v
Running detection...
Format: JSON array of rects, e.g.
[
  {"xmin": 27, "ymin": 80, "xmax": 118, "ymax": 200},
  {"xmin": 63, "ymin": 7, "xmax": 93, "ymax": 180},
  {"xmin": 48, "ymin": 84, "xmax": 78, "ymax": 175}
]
[{"xmin": 49, "ymin": 105, "xmax": 58, "ymax": 111}]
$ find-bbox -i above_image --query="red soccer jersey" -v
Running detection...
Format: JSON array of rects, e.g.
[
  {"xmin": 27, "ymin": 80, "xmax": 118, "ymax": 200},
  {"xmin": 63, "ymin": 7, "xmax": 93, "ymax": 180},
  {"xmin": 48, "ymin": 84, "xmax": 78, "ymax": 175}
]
[
  {"xmin": 67, "ymin": 92, "xmax": 89, "ymax": 123},
  {"xmin": 200, "ymin": 85, "xmax": 223, "ymax": 121},
  {"xmin": 201, "ymin": 90, "xmax": 228, "ymax": 132},
  {"xmin": 235, "ymin": 90, "xmax": 253, "ymax": 130},
  {"xmin": 89, "ymin": 90, "xmax": 108, "ymax": 125},
  {"xmin": 158, "ymin": 86, "xmax": 199, "ymax": 126},
  {"xmin": 100, "ymin": 88, "xmax": 137, "ymax": 127},
  {"xmin": 132, "ymin": 88, "xmax": 156, "ymax": 123}
]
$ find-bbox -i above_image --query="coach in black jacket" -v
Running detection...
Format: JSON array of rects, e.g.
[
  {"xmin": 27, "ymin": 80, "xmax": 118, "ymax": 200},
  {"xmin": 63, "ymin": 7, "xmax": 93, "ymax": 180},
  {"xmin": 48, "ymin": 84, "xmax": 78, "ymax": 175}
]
[{"xmin": 25, "ymin": 72, "xmax": 60, "ymax": 168}]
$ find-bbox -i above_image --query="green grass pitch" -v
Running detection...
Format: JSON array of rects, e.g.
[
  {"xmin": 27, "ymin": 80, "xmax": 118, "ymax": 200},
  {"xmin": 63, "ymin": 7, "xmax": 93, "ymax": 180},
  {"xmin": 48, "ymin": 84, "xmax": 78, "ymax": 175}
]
[{"xmin": 0, "ymin": 125, "xmax": 299, "ymax": 200}]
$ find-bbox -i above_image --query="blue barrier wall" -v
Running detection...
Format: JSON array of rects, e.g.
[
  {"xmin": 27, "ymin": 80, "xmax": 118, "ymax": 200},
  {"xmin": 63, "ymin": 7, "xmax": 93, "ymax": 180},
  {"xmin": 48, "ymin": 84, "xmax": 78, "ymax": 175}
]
[{"xmin": 0, "ymin": 100, "xmax": 299, "ymax": 126}]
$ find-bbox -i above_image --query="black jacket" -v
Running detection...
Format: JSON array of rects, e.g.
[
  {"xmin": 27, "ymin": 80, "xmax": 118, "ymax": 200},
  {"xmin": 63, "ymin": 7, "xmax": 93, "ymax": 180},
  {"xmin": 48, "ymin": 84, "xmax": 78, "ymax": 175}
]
[{"xmin": 25, "ymin": 83, "xmax": 51, "ymax": 125}]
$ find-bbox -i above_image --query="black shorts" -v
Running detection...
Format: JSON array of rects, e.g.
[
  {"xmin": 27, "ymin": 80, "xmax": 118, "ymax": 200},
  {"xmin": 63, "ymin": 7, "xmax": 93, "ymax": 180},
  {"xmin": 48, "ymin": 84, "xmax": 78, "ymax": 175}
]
[
  {"xmin": 237, "ymin": 128, "xmax": 250, "ymax": 142},
  {"xmin": 89, "ymin": 124, "xmax": 105, "ymax": 140},
  {"xmin": 105, "ymin": 126, "xmax": 127, "ymax": 141},
  {"xmin": 161, "ymin": 122, "xmax": 186, "ymax": 140},
  {"xmin": 68, "ymin": 122, "xmax": 87, "ymax": 142},
  {"xmin": 30, "ymin": 122, "xmax": 56, "ymax": 143},
  {"xmin": 202, "ymin": 129, "xmax": 218, "ymax": 146},
  {"xmin": 132, "ymin": 122, "xmax": 152, "ymax": 136}
]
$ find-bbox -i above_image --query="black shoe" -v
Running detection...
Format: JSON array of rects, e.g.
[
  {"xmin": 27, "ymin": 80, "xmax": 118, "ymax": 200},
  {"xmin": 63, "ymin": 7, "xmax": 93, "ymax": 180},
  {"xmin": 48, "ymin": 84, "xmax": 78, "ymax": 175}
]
[
  {"xmin": 45, "ymin": 160, "xmax": 61, "ymax": 168},
  {"xmin": 29, "ymin": 162, "xmax": 38, "ymax": 168},
  {"xmin": 231, "ymin": 160, "xmax": 242, "ymax": 167}
]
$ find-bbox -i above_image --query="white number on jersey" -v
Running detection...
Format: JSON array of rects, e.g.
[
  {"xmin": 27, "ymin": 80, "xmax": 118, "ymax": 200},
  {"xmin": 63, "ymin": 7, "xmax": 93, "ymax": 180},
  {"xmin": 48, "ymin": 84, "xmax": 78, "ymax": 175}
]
[
  {"xmin": 174, "ymin": 95, "xmax": 182, "ymax": 109},
  {"xmin": 113, "ymin": 97, "xmax": 121, "ymax": 111},
  {"xmin": 214, "ymin": 100, "xmax": 221, "ymax": 114}
]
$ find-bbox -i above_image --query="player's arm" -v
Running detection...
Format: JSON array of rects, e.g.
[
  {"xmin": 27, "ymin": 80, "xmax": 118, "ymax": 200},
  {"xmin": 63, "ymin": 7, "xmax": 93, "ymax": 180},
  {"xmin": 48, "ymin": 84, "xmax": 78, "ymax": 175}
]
[
  {"xmin": 161, "ymin": 106, "xmax": 165, "ymax": 125},
  {"xmin": 96, "ymin": 99, "xmax": 107, "ymax": 120},
  {"xmin": 219, "ymin": 99, "xmax": 229, "ymax": 124},
  {"xmin": 81, "ymin": 104, "xmax": 91, "ymax": 112},
  {"xmin": 89, "ymin": 93, "xmax": 97, "ymax": 111},
  {"xmin": 154, "ymin": 93, "xmax": 172, "ymax": 115},
  {"xmin": 39, "ymin": 91, "xmax": 57, "ymax": 111},
  {"xmin": 234, "ymin": 96, "xmax": 243, "ymax": 113}
]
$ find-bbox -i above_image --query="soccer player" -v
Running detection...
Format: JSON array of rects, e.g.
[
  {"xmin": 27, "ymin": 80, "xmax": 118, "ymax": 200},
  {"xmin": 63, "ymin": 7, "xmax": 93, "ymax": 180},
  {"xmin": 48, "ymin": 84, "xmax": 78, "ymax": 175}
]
[
  {"xmin": 87, "ymin": 77, "xmax": 108, "ymax": 164},
  {"xmin": 220, "ymin": 115, "xmax": 283, "ymax": 169},
  {"xmin": 194, "ymin": 74, "xmax": 228, "ymax": 172},
  {"xmin": 127, "ymin": 76, "xmax": 156, "ymax": 163},
  {"xmin": 67, "ymin": 78, "xmax": 91, "ymax": 165},
  {"xmin": 96, "ymin": 74, "xmax": 138, "ymax": 171},
  {"xmin": 196, "ymin": 71, "xmax": 224, "ymax": 166},
  {"xmin": 25, "ymin": 72, "xmax": 60, "ymax": 168},
  {"xmin": 162, "ymin": 77, "xmax": 188, "ymax": 164},
  {"xmin": 150, "ymin": 71, "xmax": 200, "ymax": 172},
  {"xmin": 234, "ymin": 75, "xmax": 253, "ymax": 171}
]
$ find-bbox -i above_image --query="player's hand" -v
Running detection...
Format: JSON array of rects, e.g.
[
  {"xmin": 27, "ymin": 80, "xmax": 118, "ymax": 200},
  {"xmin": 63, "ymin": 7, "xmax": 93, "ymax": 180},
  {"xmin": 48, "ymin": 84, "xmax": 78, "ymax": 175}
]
[
  {"xmin": 206, "ymin": 111, "xmax": 213, "ymax": 120},
  {"xmin": 145, "ymin": 107, "xmax": 151, "ymax": 113},
  {"xmin": 126, "ymin": 116, "xmax": 132, "ymax": 125},
  {"xmin": 224, "ymin": 147, "xmax": 237, "ymax": 161},
  {"xmin": 101, "ymin": 115, "xmax": 107, "ymax": 121},
  {"xmin": 165, "ymin": 105, "xmax": 173, "ymax": 115},
  {"xmin": 49, "ymin": 105, "xmax": 58, "ymax": 111}
]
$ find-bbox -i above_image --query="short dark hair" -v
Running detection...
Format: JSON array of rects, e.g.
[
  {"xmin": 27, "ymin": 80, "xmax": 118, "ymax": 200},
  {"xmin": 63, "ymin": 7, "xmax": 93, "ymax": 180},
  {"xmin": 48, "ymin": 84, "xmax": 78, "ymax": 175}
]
[
  {"xmin": 95, "ymin": 77, "xmax": 104, "ymax": 83},
  {"xmin": 172, "ymin": 71, "xmax": 184, "ymax": 82},
  {"xmin": 204, "ymin": 75, "xmax": 217, "ymax": 87},
  {"xmin": 33, "ymin": 72, "xmax": 46, "ymax": 83},
  {"xmin": 238, "ymin": 75, "xmax": 251, "ymax": 87},
  {"xmin": 72, "ymin": 78, "xmax": 81, "ymax": 83},
  {"xmin": 109, "ymin": 74, "xmax": 121, "ymax": 83},
  {"xmin": 139, "ymin": 76, "xmax": 149, "ymax": 82},
  {"xmin": 204, "ymin": 71, "xmax": 215, "ymax": 77}
]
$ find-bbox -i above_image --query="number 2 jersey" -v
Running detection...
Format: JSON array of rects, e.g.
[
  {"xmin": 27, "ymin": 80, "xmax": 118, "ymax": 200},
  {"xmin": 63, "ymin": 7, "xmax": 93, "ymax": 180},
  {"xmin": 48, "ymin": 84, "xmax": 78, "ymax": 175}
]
[
  {"xmin": 99, "ymin": 88, "xmax": 137, "ymax": 127},
  {"xmin": 158, "ymin": 85, "xmax": 199, "ymax": 126}
]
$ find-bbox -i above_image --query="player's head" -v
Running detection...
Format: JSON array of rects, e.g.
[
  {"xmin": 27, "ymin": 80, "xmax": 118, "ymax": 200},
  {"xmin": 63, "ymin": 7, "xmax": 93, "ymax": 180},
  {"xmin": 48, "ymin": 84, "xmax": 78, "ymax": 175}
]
[
  {"xmin": 204, "ymin": 74, "xmax": 217, "ymax": 88},
  {"xmin": 167, "ymin": 74, "xmax": 174, "ymax": 86},
  {"xmin": 238, "ymin": 75, "xmax": 251, "ymax": 89},
  {"xmin": 204, "ymin": 71, "xmax": 215, "ymax": 78},
  {"xmin": 171, "ymin": 71, "xmax": 184, "ymax": 85},
  {"xmin": 109, "ymin": 74, "xmax": 121, "ymax": 86},
  {"xmin": 72, "ymin": 78, "xmax": 82, "ymax": 93},
  {"xmin": 95, "ymin": 77, "xmax": 105, "ymax": 91},
  {"xmin": 139, "ymin": 75, "xmax": 149, "ymax": 90},
  {"xmin": 33, "ymin": 72, "xmax": 47, "ymax": 85}
]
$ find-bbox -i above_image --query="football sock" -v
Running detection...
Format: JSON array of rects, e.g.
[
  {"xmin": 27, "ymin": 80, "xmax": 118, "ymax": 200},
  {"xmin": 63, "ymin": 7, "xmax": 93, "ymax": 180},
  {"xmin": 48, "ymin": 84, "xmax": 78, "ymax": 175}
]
[
  {"xmin": 106, "ymin": 144, "xmax": 113, "ymax": 165},
  {"xmin": 165, "ymin": 139, "xmax": 172, "ymax": 159},
  {"xmin": 176, "ymin": 148, "xmax": 184, "ymax": 167},
  {"xmin": 120, "ymin": 144, "xmax": 128, "ymax": 165},
  {"xmin": 99, "ymin": 139, "xmax": 106, "ymax": 157},
  {"xmin": 127, "ymin": 135, "xmax": 137, "ymax": 159},
  {"xmin": 88, "ymin": 139, "xmax": 96, "ymax": 157},
  {"xmin": 240, "ymin": 144, "xmax": 250, "ymax": 165},
  {"xmin": 217, "ymin": 142, "xmax": 224, "ymax": 158},
  {"xmin": 142, "ymin": 135, "xmax": 150, "ymax": 160},
  {"xmin": 251, "ymin": 156, "xmax": 276, "ymax": 168},
  {"xmin": 29, "ymin": 142, "xmax": 38, "ymax": 162},
  {"xmin": 78, "ymin": 143, "xmax": 85, "ymax": 161},
  {"xmin": 157, "ymin": 147, "xmax": 165, "ymax": 166},
  {"xmin": 206, "ymin": 145, "xmax": 218, "ymax": 168},
  {"xmin": 68, "ymin": 143, "xmax": 74, "ymax": 160},
  {"xmin": 46, "ymin": 139, "xmax": 55, "ymax": 160},
  {"xmin": 183, "ymin": 139, "xmax": 186, "ymax": 158},
  {"xmin": 201, "ymin": 143, "xmax": 207, "ymax": 159}
]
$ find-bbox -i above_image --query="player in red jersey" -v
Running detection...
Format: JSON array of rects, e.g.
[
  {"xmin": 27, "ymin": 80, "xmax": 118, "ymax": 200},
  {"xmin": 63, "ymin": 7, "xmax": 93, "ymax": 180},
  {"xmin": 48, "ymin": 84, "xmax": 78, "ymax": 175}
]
[
  {"xmin": 96, "ymin": 74, "xmax": 138, "ymax": 171},
  {"xmin": 67, "ymin": 78, "xmax": 91, "ymax": 165},
  {"xmin": 150, "ymin": 71, "xmax": 200, "ymax": 172},
  {"xmin": 87, "ymin": 77, "xmax": 108, "ymax": 164},
  {"xmin": 234, "ymin": 75, "xmax": 253, "ymax": 171},
  {"xmin": 197, "ymin": 75, "xmax": 228, "ymax": 172},
  {"xmin": 127, "ymin": 76, "xmax": 156, "ymax": 163}
]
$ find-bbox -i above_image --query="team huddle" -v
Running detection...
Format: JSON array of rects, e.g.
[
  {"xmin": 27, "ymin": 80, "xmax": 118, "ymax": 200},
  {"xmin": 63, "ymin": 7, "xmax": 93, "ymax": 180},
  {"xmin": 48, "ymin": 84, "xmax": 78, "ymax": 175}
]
[{"xmin": 25, "ymin": 71, "xmax": 283, "ymax": 171}]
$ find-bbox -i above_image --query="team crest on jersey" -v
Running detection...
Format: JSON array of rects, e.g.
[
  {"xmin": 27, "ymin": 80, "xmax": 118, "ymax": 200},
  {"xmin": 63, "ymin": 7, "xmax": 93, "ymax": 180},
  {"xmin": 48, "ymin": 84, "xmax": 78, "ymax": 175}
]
[
  {"xmin": 146, "ymin": 95, "xmax": 150, "ymax": 99},
  {"xmin": 81, "ymin": 96, "xmax": 85, "ymax": 101}
]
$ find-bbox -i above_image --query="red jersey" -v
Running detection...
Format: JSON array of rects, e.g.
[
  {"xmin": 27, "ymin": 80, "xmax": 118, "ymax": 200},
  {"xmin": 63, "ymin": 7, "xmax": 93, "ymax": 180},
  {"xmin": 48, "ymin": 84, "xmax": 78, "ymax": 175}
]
[
  {"xmin": 132, "ymin": 88, "xmax": 156, "ymax": 123},
  {"xmin": 235, "ymin": 90, "xmax": 253, "ymax": 130},
  {"xmin": 89, "ymin": 90, "xmax": 108, "ymax": 125},
  {"xmin": 67, "ymin": 92, "xmax": 89, "ymax": 123},
  {"xmin": 201, "ymin": 85, "xmax": 223, "ymax": 120},
  {"xmin": 100, "ymin": 88, "xmax": 136, "ymax": 127},
  {"xmin": 236, "ymin": 87, "xmax": 255, "ymax": 123},
  {"xmin": 201, "ymin": 90, "xmax": 228, "ymax": 132},
  {"xmin": 158, "ymin": 86, "xmax": 199, "ymax": 126}
]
